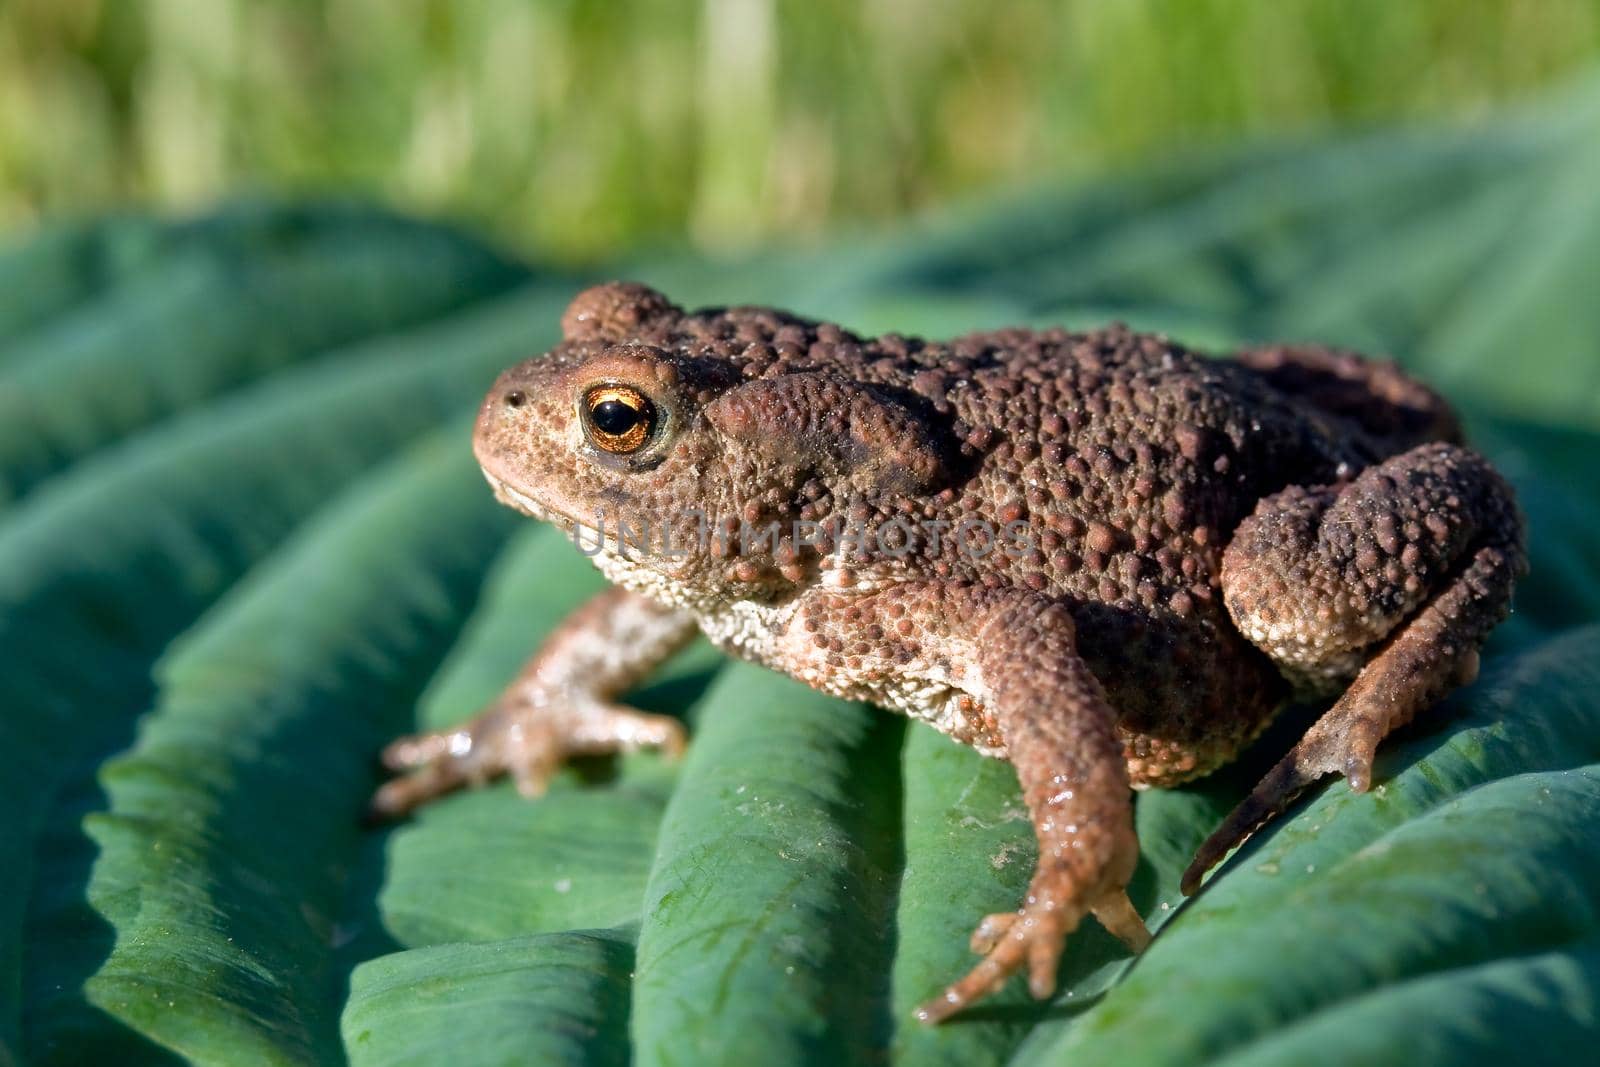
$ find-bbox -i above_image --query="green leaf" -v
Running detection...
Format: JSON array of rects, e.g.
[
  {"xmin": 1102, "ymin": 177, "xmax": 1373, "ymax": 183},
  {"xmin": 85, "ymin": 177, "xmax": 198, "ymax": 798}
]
[
  {"xmin": 5, "ymin": 82, "xmax": 1600, "ymax": 1067},
  {"xmin": 342, "ymin": 931, "xmax": 635, "ymax": 1067},
  {"xmin": 1, "ymin": 284, "xmax": 571, "ymax": 1062},
  {"xmin": 631, "ymin": 664, "xmax": 903, "ymax": 1066},
  {"xmin": 0, "ymin": 203, "xmax": 534, "ymax": 509},
  {"xmin": 45, "ymin": 435, "xmax": 512, "ymax": 1064},
  {"xmin": 1012, "ymin": 625, "xmax": 1600, "ymax": 1066}
]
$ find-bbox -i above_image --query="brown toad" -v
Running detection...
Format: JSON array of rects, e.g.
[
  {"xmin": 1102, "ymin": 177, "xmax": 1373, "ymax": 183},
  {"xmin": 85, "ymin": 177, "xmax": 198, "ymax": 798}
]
[{"xmin": 372, "ymin": 283, "xmax": 1526, "ymax": 1022}]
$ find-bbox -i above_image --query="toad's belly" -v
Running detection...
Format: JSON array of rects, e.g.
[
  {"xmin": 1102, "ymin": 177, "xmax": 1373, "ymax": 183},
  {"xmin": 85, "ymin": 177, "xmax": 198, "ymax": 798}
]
[{"xmin": 693, "ymin": 586, "xmax": 1286, "ymax": 788}]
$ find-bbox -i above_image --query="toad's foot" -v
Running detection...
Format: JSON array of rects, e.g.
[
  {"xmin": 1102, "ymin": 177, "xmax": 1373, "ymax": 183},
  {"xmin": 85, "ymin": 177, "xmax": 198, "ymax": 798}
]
[
  {"xmin": 371, "ymin": 697, "xmax": 686, "ymax": 818},
  {"xmin": 917, "ymin": 847, "xmax": 1149, "ymax": 1025},
  {"xmin": 913, "ymin": 592, "xmax": 1148, "ymax": 1024},
  {"xmin": 1186, "ymin": 443, "xmax": 1525, "ymax": 892},
  {"xmin": 369, "ymin": 587, "xmax": 696, "ymax": 820}
]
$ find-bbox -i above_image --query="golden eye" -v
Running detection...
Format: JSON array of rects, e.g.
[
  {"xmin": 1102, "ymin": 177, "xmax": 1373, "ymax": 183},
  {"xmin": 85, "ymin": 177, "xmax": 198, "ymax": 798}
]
[{"xmin": 582, "ymin": 385, "xmax": 655, "ymax": 454}]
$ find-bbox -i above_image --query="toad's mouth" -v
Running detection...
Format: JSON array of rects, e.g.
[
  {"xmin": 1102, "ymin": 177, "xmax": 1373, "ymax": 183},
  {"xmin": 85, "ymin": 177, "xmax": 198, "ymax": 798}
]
[
  {"xmin": 481, "ymin": 469, "xmax": 581, "ymax": 533},
  {"xmin": 479, "ymin": 467, "xmax": 697, "ymax": 598},
  {"xmin": 480, "ymin": 467, "xmax": 642, "ymax": 564}
]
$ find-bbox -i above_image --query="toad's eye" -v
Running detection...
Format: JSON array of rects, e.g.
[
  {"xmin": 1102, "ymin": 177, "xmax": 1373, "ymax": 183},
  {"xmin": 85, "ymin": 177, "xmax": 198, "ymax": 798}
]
[{"xmin": 581, "ymin": 385, "xmax": 655, "ymax": 454}]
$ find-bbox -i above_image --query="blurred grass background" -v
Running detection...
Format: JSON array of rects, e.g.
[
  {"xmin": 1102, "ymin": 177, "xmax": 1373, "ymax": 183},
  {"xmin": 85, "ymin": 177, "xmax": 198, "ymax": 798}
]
[{"xmin": 3, "ymin": 0, "xmax": 1600, "ymax": 262}]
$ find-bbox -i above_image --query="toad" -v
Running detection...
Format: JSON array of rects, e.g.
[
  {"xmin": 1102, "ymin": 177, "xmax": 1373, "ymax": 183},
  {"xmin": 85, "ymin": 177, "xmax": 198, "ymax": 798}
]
[{"xmin": 372, "ymin": 283, "xmax": 1525, "ymax": 1022}]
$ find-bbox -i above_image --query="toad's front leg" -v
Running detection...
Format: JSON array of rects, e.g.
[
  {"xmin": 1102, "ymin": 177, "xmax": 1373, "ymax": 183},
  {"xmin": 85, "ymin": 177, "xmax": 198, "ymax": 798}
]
[
  {"xmin": 370, "ymin": 586, "xmax": 696, "ymax": 818},
  {"xmin": 914, "ymin": 591, "xmax": 1149, "ymax": 1022},
  {"xmin": 790, "ymin": 584, "xmax": 1149, "ymax": 1023}
]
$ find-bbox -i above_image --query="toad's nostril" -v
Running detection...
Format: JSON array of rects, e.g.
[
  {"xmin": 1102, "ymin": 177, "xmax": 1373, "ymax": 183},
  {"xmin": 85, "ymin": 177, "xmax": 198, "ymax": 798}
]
[{"xmin": 503, "ymin": 390, "xmax": 526, "ymax": 408}]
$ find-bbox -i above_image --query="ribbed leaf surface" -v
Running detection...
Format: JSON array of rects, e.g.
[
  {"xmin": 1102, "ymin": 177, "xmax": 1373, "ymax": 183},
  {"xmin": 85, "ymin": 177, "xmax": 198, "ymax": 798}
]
[{"xmin": 4, "ymin": 86, "xmax": 1599, "ymax": 1066}]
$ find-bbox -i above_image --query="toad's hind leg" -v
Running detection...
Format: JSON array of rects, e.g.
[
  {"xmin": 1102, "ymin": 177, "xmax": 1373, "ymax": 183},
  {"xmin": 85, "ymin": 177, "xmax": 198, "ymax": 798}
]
[
  {"xmin": 1236, "ymin": 342, "xmax": 1462, "ymax": 448},
  {"xmin": 1184, "ymin": 443, "xmax": 1525, "ymax": 893}
]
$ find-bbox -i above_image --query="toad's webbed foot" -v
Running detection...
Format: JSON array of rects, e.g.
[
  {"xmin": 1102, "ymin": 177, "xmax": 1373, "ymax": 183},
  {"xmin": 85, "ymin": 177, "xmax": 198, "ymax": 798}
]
[
  {"xmin": 370, "ymin": 587, "xmax": 696, "ymax": 819},
  {"xmin": 1186, "ymin": 443, "xmax": 1525, "ymax": 892}
]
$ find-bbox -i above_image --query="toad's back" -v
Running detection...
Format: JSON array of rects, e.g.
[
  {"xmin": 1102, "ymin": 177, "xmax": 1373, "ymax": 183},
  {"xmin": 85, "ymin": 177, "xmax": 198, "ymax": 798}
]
[
  {"xmin": 790, "ymin": 322, "xmax": 1456, "ymax": 784},
  {"xmin": 703, "ymin": 313, "xmax": 1405, "ymax": 597},
  {"xmin": 925, "ymin": 326, "xmax": 1361, "ymax": 584}
]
